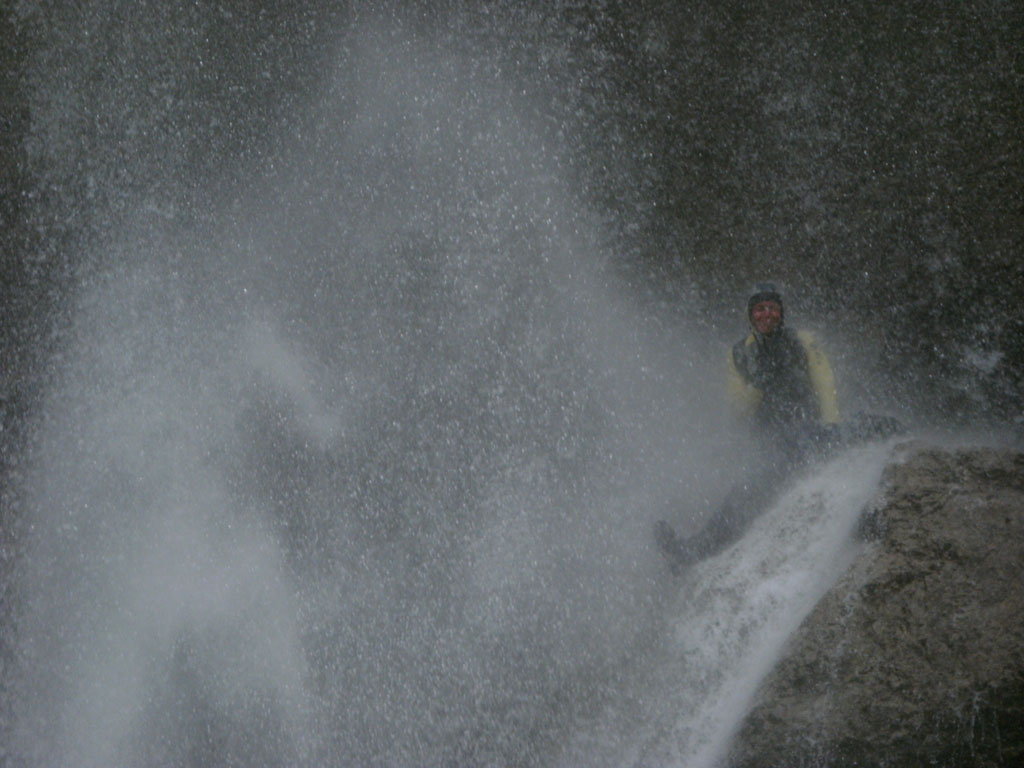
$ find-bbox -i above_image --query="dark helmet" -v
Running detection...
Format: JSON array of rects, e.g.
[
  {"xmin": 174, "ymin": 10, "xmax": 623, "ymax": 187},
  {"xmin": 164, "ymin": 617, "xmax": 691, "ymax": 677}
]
[{"xmin": 747, "ymin": 282, "xmax": 784, "ymax": 324}]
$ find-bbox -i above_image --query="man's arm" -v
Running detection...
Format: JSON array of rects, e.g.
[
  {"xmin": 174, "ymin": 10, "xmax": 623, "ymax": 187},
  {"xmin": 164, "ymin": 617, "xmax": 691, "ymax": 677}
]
[
  {"xmin": 726, "ymin": 338, "xmax": 762, "ymax": 422},
  {"xmin": 798, "ymin": 331, "xmax": 840, "ymax": 424}
]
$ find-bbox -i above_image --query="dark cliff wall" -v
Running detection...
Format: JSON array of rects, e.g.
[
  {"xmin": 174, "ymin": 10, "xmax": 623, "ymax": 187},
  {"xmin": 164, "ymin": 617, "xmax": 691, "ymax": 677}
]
[{"xmin": 727, "ymin": 445, "xmax": 1024, "ymax": 768}]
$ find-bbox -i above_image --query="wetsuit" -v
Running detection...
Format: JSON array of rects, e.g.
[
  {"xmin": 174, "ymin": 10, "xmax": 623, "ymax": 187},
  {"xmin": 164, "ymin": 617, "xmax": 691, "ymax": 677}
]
[{"xmin": 727, "ymin": 327, "xmax": 839, "ymax": 434}]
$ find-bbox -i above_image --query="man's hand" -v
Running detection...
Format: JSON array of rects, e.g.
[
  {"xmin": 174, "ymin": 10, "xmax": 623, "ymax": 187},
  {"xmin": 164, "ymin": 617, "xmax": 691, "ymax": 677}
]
[
  {"xmin": 746, "ymin": 363, "xmax": 770, "ymax": 390},
  {"xmin": 821, "ymin": 422, "xmax": 841, "ymax": 445}
]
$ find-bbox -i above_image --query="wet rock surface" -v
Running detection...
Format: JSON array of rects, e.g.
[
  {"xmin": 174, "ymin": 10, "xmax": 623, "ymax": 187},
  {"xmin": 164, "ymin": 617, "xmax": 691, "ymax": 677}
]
[{"xmin": 727, "ymin": 443, "xmax": 1024, "ymax": 768}]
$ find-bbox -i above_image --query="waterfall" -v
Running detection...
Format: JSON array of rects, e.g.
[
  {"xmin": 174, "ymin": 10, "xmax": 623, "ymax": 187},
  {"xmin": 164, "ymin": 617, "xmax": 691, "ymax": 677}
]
[
  {"xmin": 6, "ymin": 7, "xmax": 725, "ymax": 765},
  {"xmin": 3, "ymin": 3, "xmax": 960, "ymax": 766}
]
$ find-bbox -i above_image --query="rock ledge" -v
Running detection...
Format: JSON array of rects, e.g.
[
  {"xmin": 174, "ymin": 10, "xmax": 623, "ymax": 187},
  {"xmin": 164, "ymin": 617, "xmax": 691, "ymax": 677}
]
[{"xmin": 726, "ymin": 444, "xmax": 1024, "ymax": 768}]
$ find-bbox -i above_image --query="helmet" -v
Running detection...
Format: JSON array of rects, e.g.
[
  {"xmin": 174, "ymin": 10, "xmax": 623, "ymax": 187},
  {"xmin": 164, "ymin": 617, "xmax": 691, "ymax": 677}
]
[{"xmin": 747, "ymin": 282, "xmax": 784, "ymax": 323}]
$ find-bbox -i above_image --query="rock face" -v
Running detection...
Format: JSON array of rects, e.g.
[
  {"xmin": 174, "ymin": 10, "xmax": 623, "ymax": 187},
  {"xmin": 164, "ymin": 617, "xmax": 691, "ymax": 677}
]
[{"xmin": 726, "ymin": 444, "xmax": 1024, "ymax": 768}]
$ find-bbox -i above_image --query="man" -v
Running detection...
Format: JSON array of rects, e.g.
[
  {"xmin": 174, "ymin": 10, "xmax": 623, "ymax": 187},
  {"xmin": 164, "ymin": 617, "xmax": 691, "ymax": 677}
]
[
  {"xmin": 727, "ymin": 282, "xmax": 839, "ymax": 442},
  {"xmin": 655, "ymin": 282, "xmax": 843, "ymax": 574}
]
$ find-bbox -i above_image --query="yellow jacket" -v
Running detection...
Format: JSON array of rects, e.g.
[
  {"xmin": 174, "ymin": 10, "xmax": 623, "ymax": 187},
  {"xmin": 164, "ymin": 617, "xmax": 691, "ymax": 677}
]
[{"xmin": 726, "ymin": 328, "xmax": 840, "ymax": 426}]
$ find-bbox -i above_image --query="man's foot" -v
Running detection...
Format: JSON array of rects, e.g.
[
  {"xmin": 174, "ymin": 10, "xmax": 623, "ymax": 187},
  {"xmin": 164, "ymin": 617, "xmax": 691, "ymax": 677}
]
[{"xmin": 654, "ymin": 520, "xmax": 691, "ymax": 576}]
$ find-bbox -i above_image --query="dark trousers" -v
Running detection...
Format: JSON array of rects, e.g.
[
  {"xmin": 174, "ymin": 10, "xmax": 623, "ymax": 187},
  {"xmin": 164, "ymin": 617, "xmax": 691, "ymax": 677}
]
[{"xmin": 674, "ymin": 420, "xmax": 836, "ymax": 563}]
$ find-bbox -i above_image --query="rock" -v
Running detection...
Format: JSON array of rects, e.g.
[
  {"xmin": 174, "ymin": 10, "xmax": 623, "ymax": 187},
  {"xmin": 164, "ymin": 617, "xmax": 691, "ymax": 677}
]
[{"xmin": 726, "ymin": 444, "xmax": 1024, "ymax": 768}]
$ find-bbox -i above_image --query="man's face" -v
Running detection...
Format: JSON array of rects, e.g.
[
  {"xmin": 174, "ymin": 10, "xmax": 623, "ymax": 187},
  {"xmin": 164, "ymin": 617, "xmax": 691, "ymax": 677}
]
[{"xmin": 750, "ymin": 300, "xmax": 782, "ymax": 335}]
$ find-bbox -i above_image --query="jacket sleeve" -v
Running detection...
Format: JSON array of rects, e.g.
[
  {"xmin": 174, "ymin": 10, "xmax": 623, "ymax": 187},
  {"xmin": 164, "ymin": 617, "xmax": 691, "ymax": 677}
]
[
  {"xmin": 798, "ymin": 331, "xmax": 840, "ymax": 424},
  {"xmin": 726, "ymin": 338, "xmax": 762, "ymax": 422}
]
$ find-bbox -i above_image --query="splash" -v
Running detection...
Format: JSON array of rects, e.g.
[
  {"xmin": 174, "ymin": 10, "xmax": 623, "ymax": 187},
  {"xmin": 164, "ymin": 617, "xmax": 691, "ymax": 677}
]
[
  {"xmin": 3, "ymin": 5, "xmax": 907, "ymax": 767},
  {"xmin": 6, "ymin": 12, "xmax": 729, "ymax": 767}
]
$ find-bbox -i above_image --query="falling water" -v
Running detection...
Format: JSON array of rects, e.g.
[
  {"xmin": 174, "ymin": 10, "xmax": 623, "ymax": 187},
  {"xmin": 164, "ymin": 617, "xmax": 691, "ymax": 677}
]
[
  {"xmin": 4, "ymin": 7, "xmax": 730, "ymax": 766},
  {"xmin": 3, "ymin": 4, "xmax": 924, "ymax": 767},
  {"xmin": 556, "ymin": 442, "xmax": 898, "ymax": 767}
]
